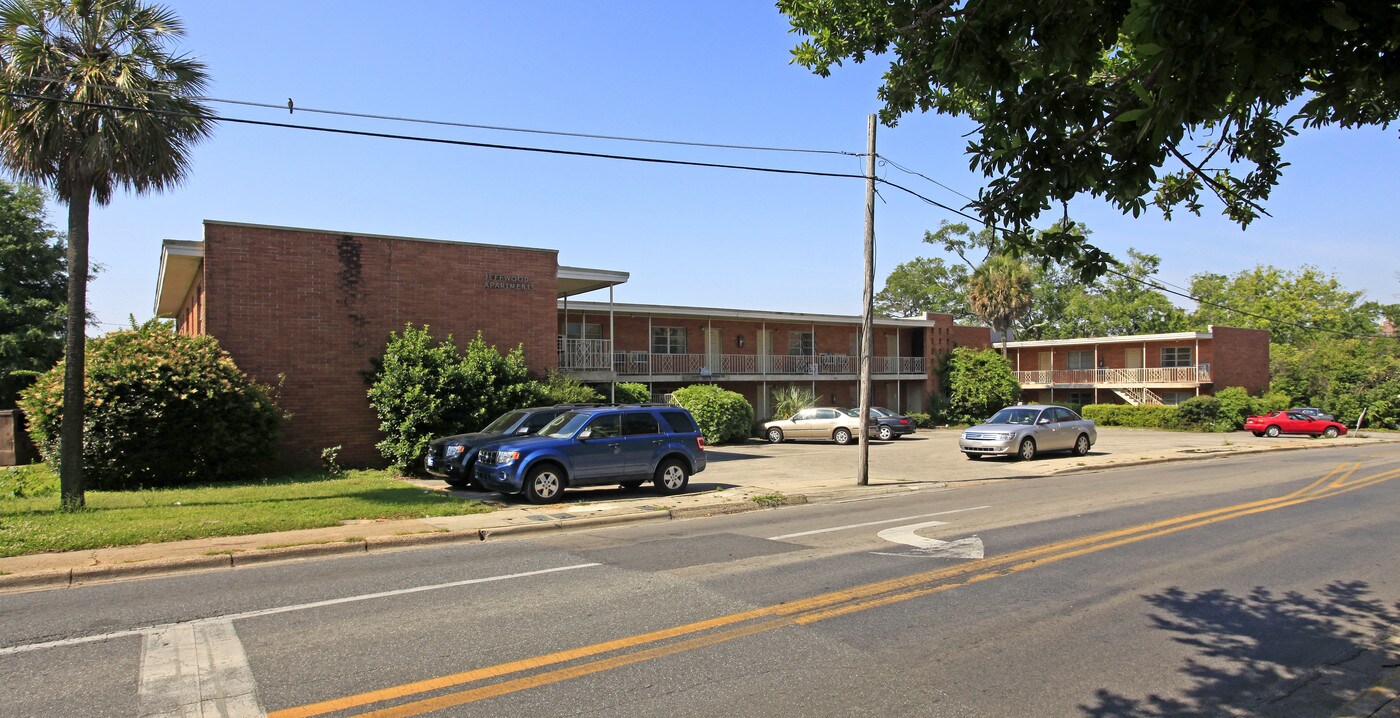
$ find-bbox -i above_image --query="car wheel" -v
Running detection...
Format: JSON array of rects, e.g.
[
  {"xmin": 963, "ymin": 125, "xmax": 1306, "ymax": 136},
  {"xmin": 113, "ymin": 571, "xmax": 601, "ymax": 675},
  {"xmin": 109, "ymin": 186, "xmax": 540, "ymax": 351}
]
[
  {"xmin": 523, "ymin": 464, "xmax": 565, "ymax": 504},
  {"xmin": 833, "ymin": 428, "xmax": 853, "ymax": 445},
  {"xmin": 653, "ymin": 459, "xmax": 690, "ymax": 495},
  {"xmin": 1017, "ymin": 437, "xmax": 1036, "ymax": 461},
  {"xmin": 1323, "ymin": 426, "xmax": 1340, "ymax": 438},
  {"xmin": 766, "ymin": 427, "xmax": 784, "ymax": 443},
  {"xmin": 1252, "ymin": 432, "xmax": 1264, "ymax": 437},
  {"xmin": 964, "ymin": 452, "xmax": 979, "ymax": 461},
  {"xmin": 620, "ymin": 480, "xmax": 644, "ymax": 491},
  {"xmin": 1265, "ymin": 425, "xmax": 1281, "ymax": 438},
  {"xmin": 443, "ymin": 476, "xmax": 468, "ymax": 489},
  {"xmin": 877, "ymin": 425, "xmax": 894, "ymax": 441},
  {"xmin": 1071, "ymin": 434, "xmax": 1091, "ymax": 457}
]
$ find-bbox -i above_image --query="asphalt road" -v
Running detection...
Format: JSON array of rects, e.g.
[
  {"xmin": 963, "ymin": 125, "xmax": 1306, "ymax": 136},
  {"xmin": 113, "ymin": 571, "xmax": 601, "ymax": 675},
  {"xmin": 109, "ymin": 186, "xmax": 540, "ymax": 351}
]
[{"xmin": 3, "ymin": 444, "xmax": 1399, "ymax": 717}]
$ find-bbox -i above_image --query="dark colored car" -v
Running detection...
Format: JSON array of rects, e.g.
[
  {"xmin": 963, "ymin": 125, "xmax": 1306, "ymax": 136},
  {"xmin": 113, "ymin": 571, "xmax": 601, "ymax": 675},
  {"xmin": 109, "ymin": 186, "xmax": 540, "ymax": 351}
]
[
  {"xmin": 425, "ymin": 405, "xmax": 588, "ymax": 489},
  {"xmin": 861, "ymin": 406, "xmax": 917, "ymax": 440},
  {"xmin": 1246, "ymin": 411, "xmax": 1347, "ymax": 438},
  {"xmin": 474, "ymin": 405, "xmax": 706, "ymax": 503},
  {"xmin": 1291, "ymin": 407, "xmax": 1336, "ymax": 422}
]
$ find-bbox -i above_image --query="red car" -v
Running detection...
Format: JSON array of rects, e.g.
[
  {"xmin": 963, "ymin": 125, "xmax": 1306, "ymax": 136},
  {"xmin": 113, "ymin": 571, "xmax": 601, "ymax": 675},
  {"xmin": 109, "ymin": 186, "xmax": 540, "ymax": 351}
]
[{"xmin": 1245, "ymin": 411, "xmax": 1347, "ymax": 438}]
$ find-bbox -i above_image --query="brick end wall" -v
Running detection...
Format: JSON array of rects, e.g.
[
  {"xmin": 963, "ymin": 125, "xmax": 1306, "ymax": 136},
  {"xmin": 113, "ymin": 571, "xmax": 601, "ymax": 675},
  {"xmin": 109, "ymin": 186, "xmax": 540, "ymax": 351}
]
[
  {"xmin": 1207, "ymin": 326, "xmax": 1271, "ymax": 395},
  {"xmin": 203, "ymin": 224, "xmax": 559, "ymax": 467}
]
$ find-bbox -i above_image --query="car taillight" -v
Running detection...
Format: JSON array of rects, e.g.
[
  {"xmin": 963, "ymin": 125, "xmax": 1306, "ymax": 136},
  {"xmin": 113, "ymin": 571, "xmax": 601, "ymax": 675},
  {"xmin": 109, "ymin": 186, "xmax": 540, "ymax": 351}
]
[
  {"xmin": 696, "ymin": 436, "xmax": 705, "ymax": 450},
  {"xmin": 899, "ymin": 419, "xmax": 910, "ymax": 424}
]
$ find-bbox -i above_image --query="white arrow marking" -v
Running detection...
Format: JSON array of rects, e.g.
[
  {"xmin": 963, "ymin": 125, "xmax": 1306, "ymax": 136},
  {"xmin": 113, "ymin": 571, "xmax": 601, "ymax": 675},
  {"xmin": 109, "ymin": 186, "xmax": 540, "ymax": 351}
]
[{"xmin": 873, "ymin": 520, "xmax": 984, "ymax": 559}]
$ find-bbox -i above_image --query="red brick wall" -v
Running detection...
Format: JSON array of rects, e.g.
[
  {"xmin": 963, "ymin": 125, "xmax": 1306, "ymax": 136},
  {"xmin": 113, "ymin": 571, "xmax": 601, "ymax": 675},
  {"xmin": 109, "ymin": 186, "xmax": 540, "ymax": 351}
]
[
  {"xmin": 1207, "ymin": 326, "xmax": 1271, "ymax": 394},
  {"xmin": 202, "ymin": 222, "xmax": 559, "ymax": 467},
  {"xmin": 174, "ymin": 272, "xmax": 205, "ymax": 336}
]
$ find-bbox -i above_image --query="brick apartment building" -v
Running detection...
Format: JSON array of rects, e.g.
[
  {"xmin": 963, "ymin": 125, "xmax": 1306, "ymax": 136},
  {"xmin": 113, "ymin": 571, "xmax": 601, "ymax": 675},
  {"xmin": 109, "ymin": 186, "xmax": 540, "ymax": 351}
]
[{"xmin": 155, "ymin": 221, "xmax": 1269, "ymax": 466}]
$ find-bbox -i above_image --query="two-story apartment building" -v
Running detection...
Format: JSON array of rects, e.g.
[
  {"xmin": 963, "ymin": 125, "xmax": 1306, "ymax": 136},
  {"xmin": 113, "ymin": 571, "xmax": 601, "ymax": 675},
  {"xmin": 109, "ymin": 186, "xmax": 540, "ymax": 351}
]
[
  {"xmin": 154, "ymin": 221, "xmax": 1267, "ymax": 465},
  {"xmin": 1002, "ymin": 327, "xmax": 1270, "ymax": 406},
  {"xmin": 556, "ymin": 301, "xmax": 989, "ymax": 419}
]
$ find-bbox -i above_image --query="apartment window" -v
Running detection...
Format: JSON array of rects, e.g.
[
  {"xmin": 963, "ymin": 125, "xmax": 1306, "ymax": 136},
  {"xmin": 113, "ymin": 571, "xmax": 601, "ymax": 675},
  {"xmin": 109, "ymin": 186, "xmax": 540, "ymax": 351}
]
[
  {"xmin": 651, "ymin": 327, "xmax": 687, "ymax": 354},
  {"xmin": 1161, "ymin": 347, "xmax": 1193, "ymax": 368},
  {"xmin": 565, "ymin": 323, "xmax": 601, "ymax": 340},
  {"xmin": 1066, "ymin": 350, "xmax": 1094, "ymax": 370},
  {"xmin": 788, "ymin": 331, "xmax": 814, "ymax": 356},
  {"xmin": 1159, "ymin": 391, "xmax": 1195, "ymax": 406},
  {"xmin": 1067, "ymin": 391, "xmax": 1093, "ymax": 406}
]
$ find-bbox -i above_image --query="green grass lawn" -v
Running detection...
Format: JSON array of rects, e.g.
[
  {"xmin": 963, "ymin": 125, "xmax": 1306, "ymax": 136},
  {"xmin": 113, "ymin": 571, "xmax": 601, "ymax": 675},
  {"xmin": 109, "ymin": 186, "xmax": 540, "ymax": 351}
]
[{"xmin": 0, "ymin": 464, "xmax": 493, "ymax": 558}]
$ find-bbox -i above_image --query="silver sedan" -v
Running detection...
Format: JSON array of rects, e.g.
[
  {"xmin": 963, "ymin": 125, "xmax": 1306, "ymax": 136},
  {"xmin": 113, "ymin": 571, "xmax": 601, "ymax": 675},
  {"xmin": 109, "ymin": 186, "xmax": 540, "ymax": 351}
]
[{"xmin": 959, "ymin": 404, "xmax": 1097, "ymax": 461}]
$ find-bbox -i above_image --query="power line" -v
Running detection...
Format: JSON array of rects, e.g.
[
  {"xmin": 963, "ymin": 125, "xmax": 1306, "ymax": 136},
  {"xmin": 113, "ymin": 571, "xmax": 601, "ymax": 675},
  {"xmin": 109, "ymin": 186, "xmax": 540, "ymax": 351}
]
[
  {"xmin": 9, "ymin": 90, "xmax": 1388, "ymax": 341},
  {"xmin": 0, "ymin": 90, "xmax": 870, "ymax": 182},
  {"xmin": 19, "ymin": 76, "xmax": 862, "ymax": 158},
  {"xmin": 876, "ymin": 154, "xmax": 978, "ymax": 204}
]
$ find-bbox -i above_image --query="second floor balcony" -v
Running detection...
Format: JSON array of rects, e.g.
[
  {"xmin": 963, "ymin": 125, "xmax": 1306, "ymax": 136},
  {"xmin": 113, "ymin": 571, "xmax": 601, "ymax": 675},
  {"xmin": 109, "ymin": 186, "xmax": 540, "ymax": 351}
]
[
  {"xmin": 1015, "ymin": 365, "xmax": 1213, "ymax": 388},
  {"xmin": 558, "ymin": 338, "xmax": 925, "ymax": 379}
]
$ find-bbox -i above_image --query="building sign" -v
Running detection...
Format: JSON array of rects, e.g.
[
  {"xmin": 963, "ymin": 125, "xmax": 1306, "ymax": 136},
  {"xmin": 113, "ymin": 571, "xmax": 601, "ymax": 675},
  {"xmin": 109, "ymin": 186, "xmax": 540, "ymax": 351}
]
[{"xmin": 483, "ymin": 272, "xmax": 534, "ymax": 291}]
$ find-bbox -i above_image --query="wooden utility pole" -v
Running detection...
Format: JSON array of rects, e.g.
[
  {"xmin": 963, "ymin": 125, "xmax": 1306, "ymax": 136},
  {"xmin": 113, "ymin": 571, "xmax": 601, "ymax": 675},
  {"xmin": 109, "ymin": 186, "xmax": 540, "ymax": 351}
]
[{"xmin": 857, "ymin": 115, "xmax": 876, "ymax": 486}]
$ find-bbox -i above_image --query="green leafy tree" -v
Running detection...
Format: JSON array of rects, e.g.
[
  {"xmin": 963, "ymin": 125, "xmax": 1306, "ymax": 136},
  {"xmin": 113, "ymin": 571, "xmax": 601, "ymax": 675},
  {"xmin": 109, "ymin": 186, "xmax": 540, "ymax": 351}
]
[
  {"xmin": 614, "ymin": 382, "xmax": 652, "ymax": 404},
  {"xmin": 540, "ymin": 371, "xmax": 604, "ymax": 404},
  {"xmin": 367, "ymin": 326, "xmax": 544, "ymax": 472},
  {"xmin": 942, "ymin": 347, "xmax": 1020, "ymax": 425},
  {"xmin": 0, "ymin": 179, "xmax": 64, "ymax": 407},
  {"xmin": 1189, "ymin": 265, "xmax": 1382, "ymax": 347},
  {"xmin": 780, "ymin": 1, "xmax": 1398, "ymax": 277},
  {"xmin": 967, "ymin": 254, "xmax": 1034, "ymax": 354},
  {"xmin": 18, "ymin": 319, "xmax": 281, "ymax": 489},
  {"xmin": 1270, "ymin": 338, "xmax": 1400, "ymax": 428},
  {"xmin": 1046, "ymin": 250, "xmax": 1190, "ymax": 338},
  {"xmin": 0, "ymin": 0, "xmax": 215, "ymax": 507},
  {"xmin": 671, "ymin": 384, "xmax": 754, "ymax": 444},
  {"xmin": 874, "ymin": 256, "xmax": 970, "ymax": 320}
]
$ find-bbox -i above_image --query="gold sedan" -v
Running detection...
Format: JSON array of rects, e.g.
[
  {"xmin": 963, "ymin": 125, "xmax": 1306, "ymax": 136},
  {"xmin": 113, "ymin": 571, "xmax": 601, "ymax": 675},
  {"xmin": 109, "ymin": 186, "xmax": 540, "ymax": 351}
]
[{"xmin": 762, "ymin": 407, "xmax": 875, "ymax": 445}]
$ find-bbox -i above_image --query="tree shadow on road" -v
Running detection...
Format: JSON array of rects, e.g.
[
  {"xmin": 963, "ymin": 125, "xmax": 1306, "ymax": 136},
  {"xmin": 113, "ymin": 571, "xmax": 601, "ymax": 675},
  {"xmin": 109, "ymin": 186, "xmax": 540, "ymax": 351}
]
[{"xmin": 1080, "ymin": 580, "xmax": 1399, "ymax": 717}]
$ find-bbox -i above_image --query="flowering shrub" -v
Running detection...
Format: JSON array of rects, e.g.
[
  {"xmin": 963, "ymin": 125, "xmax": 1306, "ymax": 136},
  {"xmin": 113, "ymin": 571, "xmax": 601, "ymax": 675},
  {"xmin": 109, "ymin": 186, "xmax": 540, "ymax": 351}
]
[{"xmin": 18, "ymin": 320, "xmax": 283, "ymax": 489}]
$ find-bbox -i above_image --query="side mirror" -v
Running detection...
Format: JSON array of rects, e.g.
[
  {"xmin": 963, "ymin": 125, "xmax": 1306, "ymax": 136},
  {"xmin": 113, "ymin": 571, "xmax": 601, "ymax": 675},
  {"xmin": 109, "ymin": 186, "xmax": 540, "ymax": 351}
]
[
  {"xmin": 577, "ymin": 428, "xmax": 593, "ymax": 441},
  {"xmin": 516, "ymin": 426, "xmax": 532, "ymax": 434},
  {"xmin": 1038, "ymin": 417, "xmax": 1051, "ymax": 425}
]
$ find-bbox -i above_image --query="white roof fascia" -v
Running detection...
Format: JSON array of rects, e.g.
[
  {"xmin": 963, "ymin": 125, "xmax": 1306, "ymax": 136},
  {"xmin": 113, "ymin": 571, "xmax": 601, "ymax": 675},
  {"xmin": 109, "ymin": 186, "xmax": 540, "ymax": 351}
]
[
  {"xmin": 1003, "ymin": 331, "xmax": 1213, "ymax": 348},
  {"xmin": 153, "ymin": 240, "xmax": 205, "ymax": 316},
  {"xmin": 556, "ymin": 300, "xmax": 939, "ymax": 328}
]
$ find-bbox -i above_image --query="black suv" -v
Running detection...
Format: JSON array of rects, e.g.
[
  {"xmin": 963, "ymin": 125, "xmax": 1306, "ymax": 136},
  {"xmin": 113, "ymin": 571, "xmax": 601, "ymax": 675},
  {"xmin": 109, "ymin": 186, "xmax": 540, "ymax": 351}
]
[{"xmin": 425, "ymin": 405, "xmax": 595, "ymax": 488}]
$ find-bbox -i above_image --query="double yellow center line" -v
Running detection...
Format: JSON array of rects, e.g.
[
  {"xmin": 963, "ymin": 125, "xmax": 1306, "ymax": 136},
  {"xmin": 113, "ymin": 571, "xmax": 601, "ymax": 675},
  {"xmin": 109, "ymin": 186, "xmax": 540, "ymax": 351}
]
[{"xmin": 273, "ymin": 461, "xmax": 1397, "ymax": 718}]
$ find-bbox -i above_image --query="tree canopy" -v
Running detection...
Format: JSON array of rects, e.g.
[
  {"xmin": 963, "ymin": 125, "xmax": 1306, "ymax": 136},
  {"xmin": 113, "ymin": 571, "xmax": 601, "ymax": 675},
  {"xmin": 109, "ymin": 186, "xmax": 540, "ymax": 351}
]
[
  {"xmin": 0, "ymin": 178, "xmax": 63, "ymax": 407},
  {"xmin": 780, "ymin": 0, "xmax": 1400, "ymax": 276},
  {"xmin": 1189, "ymin": 264, "xmax": 1385, "ymax": 347}
]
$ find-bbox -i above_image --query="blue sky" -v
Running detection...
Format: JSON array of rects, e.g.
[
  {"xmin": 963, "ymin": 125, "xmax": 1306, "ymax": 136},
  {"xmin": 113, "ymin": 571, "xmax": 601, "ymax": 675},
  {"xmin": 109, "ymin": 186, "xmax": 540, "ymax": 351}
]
[{"xmin": 68, "ymin": 1, "xmax": 1399, "ymax": 332}]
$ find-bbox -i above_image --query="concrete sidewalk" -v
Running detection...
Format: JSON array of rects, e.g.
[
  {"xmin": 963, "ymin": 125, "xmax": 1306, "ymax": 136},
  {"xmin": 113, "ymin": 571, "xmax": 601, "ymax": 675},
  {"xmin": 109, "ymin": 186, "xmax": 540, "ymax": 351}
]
[{"xmin": 1, "ymin": 427, "xmax": 1396, "ymax": 593}]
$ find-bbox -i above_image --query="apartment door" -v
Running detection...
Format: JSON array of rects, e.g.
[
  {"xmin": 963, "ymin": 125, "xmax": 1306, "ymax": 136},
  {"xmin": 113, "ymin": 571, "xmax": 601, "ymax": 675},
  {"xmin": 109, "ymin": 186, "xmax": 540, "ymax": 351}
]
[
  {"xmin": 757, "ymin": 330, "xmax": 774, "ymax": 373},
  {"xmin": 1124, "ymin": 348, "xmax": 1143, "ymax": 369},
  {"xmin": 1038, "ymin": 351, "xmax": 1052, "ymax": 377},
  {"xmin": 887, "ymin": 334, "xmax": 899, "ymax": 373},
  {"xmin": 705, "ymin": 329, "xmax": 722, "ymax": 373}
]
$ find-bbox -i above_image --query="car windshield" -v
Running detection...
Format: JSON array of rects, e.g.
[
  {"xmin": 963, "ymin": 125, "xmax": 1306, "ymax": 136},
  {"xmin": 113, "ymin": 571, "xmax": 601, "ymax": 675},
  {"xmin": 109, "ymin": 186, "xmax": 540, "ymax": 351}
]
[
  {"xmin": 482, "ymin": 409, "xmax": 529, "ymax": 434},
  {"xmin": 871, "ymin": 407, "xmax": 895, "ymax": 417},
  {"xmin": 986, "ymin": 408, "xmax": 1041, "ymax": 425},
  {"xmin": 538, "ymin": 411, "xmax": 590, "ymax": 438}
]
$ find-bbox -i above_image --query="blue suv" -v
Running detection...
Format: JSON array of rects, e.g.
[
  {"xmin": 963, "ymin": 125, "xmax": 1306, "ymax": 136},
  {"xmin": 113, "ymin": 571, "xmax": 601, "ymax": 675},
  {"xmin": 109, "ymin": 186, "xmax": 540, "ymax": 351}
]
[{"xmin": 474, "ymin": 405, "xmax": 706, "ymax": 503}]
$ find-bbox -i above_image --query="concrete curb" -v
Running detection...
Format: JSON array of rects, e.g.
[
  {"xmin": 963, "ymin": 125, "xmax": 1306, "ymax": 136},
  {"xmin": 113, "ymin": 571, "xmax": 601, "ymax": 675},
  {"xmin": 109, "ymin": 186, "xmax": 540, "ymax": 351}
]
[
  {"xmin": 0, "ymin": 568, "xmax": 70, "ymax": 592},
  {"xmin": 231, "ymin": 540, "xmax": 368, "ymax": 567},
  {"xmin": 71, "ymin": 555, "xmax": 234, "ymax": 585},
  {"xmin": 1332, "ymin": 629, "xmax": 1400, "ymax": 718}
]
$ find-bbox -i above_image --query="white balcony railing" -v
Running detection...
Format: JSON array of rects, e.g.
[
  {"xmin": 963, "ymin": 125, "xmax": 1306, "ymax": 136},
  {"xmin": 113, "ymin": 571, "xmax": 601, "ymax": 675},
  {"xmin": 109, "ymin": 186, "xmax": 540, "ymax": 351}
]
[
  {"xmin": 1015, "ymin": 365, "xmax": 1212, "ymax": 387},
  {"xmin": 558, "ymin": 341, "xmax": 925, "ymax": 377}
]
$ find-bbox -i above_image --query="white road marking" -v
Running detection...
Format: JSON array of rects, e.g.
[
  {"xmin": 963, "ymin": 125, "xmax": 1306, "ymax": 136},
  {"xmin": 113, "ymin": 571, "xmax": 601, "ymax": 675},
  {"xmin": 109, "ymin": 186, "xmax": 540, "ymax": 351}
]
[
  {"xmin": 0, "ymin": 563, "xmax": 602, "ymax": 657},
  {"xmin": 138, "ymin": 620, "xmax": 264, "ymax": 717},
  {"xmin": 873, "ymin": 520, "xmax": 985, "ymax": 560},
  {"xmin": 766, "ymin": 506, "xmax": 989, "ymax": 541}
]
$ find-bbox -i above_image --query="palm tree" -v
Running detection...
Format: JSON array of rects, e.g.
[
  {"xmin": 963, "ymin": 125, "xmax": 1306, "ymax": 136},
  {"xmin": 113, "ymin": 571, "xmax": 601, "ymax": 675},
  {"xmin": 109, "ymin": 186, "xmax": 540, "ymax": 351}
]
[
  {"xmin": 0, "ymin": 0, "xmax": 214, "ymax": 508},
  {"xmin": 967, "ymin": 254, "xmax": 1035, "ymax": 355}
]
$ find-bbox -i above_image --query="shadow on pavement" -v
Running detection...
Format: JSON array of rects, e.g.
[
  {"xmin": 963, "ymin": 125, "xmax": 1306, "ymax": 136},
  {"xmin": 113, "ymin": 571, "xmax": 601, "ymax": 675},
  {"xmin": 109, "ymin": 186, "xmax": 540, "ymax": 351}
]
[{"xmin": 1080, "ymin": 581, "xmax": 1400, "ymax": 717}]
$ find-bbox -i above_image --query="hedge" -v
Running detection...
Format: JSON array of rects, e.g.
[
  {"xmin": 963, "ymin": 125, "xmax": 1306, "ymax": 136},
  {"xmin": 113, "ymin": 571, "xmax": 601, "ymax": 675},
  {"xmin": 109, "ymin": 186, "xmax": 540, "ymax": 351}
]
[
  {"xmin": 1081, "ymin": 403, "xmax": 1180, "ymax": 429},
  {"xmin": 670, "ymin": 384, "xmax": 754, "ymax": 444}
]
